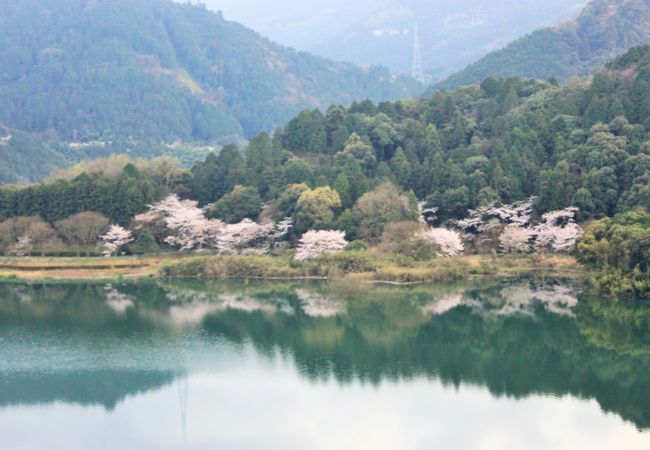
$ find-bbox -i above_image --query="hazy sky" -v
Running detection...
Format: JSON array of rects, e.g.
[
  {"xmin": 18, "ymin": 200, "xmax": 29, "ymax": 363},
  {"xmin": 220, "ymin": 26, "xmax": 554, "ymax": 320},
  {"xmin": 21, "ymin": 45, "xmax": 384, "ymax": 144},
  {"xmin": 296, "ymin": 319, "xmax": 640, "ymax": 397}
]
[{"xmin": 183, "ymin": 0, "xmax": 388, "ymax": 49}]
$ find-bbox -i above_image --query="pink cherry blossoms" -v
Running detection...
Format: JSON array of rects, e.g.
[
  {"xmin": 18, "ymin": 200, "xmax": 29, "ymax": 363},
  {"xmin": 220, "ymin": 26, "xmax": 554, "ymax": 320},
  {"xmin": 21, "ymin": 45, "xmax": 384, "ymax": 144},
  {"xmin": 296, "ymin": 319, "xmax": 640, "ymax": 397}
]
[
  {"xmin": 418, "ymin": 228, "xmax": 465, "ymax": 257},
  {"xmin": 100, "ymin": 225, "xmax": 134, "ymax": 257},
  {"xmin": 294, "ymin": 230, "xmax": 348, "ymax": 261},
  {"xmin": 141, "ymin": 195, "xmax": 291, "ymax": 254}
]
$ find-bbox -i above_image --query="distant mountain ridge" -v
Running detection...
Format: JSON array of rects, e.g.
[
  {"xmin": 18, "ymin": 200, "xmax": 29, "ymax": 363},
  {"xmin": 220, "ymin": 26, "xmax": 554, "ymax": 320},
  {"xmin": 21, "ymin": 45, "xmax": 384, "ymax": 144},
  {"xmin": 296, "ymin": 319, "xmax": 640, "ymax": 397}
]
[
  {"xmin": 313, "ymin": 0, "xmax": 587, "ymax": 79},
  {"xmin": 437, "ymin": 0, "xmax": 650, "ymax": 89},
  {"xmin": 0, "ymin": 0, "xmax": 420, "ymax": 150}
]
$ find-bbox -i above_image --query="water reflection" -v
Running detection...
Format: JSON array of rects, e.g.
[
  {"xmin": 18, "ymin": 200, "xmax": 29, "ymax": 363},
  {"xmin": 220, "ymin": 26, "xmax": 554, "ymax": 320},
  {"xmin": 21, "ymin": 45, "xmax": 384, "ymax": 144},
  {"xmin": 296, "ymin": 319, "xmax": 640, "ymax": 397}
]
[{"xmin": 0, "ymin": 278, "xmax": 649, "ymax": 433}]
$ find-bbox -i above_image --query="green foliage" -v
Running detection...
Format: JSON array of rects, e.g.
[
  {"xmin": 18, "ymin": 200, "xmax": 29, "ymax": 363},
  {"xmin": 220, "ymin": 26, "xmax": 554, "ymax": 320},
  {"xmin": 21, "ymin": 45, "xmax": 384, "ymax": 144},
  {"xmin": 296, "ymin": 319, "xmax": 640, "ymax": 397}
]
[
  {"xmin": 578, "ymin": 211, "xmax": 650, "ymax": 299},
  {"xmin": 345, "ymin": 240, "xmax": 368, "ymax": 252},
  {"xmin": 294, "ymin": 187, "xmax": 342, "ymax": 234},
  {"xmin": 0, "ymin": 166, "xmax": 160, "ymax": 226},
  {"xmin": 352, "ymin": 182, "xmax": 419, "ymax": 242},
  {"xmin": 209, "ymin": 186, "xmax": 262, "ymax": 223},
  {"xmin": 379, "ymin": 222, "xmax": 436, "ymax": 261},
  {"xmin": 133, "ymin": 229, "xmax": 160, "ymax": 255}
]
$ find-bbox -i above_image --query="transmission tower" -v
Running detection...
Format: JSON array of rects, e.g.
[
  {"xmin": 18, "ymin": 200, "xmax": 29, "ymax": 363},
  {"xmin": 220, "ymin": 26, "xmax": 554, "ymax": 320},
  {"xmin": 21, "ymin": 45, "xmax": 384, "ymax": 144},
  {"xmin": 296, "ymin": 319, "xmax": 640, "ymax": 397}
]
[{"xmin": 411, "ymin": 23, "xmax": 425, "ymax": 84}]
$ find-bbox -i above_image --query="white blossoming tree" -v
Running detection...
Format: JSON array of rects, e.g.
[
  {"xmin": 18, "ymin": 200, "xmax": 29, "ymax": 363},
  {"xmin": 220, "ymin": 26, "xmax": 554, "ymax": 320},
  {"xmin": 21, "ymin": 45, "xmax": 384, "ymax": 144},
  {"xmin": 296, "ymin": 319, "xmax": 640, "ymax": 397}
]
[
  {"xmin": 215, "ymin": 219, "xmax": 274, "ymax": 254},
  {"xmin": 100, "ymin": 225, "xmax": 134, "ymax": 257},
  {"xmin": 146, "ymin": 195, "xmax": 224, "ymax": 251},
  {"xmin": 11, "ymin": 235, "xmax": 32, "ymax": 257},
  {"xmin": 534, "ymin": 208, "xmax": 583, "ymax": 252},
  {"xmin": 455, "ymin": 197, "xmax": 535, "ymax": 233},
  {"xmin": 143, "ymin": 195, "xmax": 292, "ymax": 254},
  {"xmin": 498, "ymin": 207, "xmax": 583, "ymax": 254},
  {"xmin": 499, "ymin": 224, "xmax": 536, "ymax": 253},
  {"xmin": 294, "ymin": 230, "xmax": 348, "ymax": 261},
  {"xmin": 418, "ymin": 228, "xmax": 465, "ymax": 257}
]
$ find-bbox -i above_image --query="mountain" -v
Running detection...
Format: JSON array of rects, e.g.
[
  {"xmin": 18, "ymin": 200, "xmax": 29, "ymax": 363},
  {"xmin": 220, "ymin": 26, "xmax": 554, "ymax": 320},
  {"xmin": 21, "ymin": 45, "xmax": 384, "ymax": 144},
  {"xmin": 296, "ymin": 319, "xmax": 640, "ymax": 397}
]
[
  {"xmin": 0, "ymin": 0, "xmax": 420, "ymax": 151},
  {"xmin": 437, "ymin": 0, "xmax": 650, "ymax": 89},
  {"xmin": 313, "ymin": 0, "xmax": 587, "ymax": 79}
]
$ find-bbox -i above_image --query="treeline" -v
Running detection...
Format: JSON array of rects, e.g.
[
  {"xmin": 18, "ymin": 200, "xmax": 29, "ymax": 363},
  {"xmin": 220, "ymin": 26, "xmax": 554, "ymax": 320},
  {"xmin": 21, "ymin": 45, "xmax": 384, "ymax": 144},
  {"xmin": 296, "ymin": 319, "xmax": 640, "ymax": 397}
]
[
  {"xmin": 0, "ymin": 164, "xmax": 161, "ymax": 226},
  {"xmin": 5, "ymin": 46, "xmax": 650, "ymax": 227},
  {"xmin": 188, "ymin": 46, "xmax": 650, "ymax": 228},
  {"xmin": 4, "ymin": 46, "xmax": 650, "ymax": 232}
]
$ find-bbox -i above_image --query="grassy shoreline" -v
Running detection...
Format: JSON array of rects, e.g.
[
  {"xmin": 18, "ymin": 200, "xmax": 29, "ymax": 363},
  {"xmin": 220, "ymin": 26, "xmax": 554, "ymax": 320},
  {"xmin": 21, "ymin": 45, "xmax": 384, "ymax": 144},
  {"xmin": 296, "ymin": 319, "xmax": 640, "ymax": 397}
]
[{"xmin": 0, "ymin": 253, "xmax": 585, "ymax": 284}]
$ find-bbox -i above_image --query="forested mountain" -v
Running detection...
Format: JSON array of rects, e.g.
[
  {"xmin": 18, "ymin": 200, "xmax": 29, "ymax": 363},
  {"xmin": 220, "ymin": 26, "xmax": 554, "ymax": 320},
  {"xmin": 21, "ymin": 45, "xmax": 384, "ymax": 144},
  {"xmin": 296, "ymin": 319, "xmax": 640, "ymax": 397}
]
[
  {"xmin": 437, "ymin": 0, "xmax": 650, "ymax": 89},
  {"xmin": 313, "ymin": 0, "xmax": 587, "ymax": 79},
  {"xmin": 0, "ymin": 0, "xmax": 419, "ymax": 149}
]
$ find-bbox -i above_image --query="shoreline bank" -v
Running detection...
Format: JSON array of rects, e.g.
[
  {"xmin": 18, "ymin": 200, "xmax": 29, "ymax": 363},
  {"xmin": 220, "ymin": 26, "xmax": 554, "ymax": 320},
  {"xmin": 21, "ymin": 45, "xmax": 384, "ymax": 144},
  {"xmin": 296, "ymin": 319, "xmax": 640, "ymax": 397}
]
[{"xmin": 0, "ymin": 254, "xmax": 585, "ymax": 284}]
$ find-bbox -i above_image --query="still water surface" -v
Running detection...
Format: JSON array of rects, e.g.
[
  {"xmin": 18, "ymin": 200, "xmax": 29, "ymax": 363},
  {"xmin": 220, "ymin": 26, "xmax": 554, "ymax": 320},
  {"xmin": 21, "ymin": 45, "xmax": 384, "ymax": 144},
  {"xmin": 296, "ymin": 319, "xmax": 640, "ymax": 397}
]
[{"xmin": 0, "ymin": 279, "xmax": 649, "ymax": 449}]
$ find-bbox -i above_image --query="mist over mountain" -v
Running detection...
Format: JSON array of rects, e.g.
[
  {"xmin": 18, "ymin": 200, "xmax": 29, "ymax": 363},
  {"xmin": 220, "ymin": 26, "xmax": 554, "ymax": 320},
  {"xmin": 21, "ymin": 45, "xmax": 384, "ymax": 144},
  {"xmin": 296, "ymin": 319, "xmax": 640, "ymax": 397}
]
[
  {"xmin": 438, "ymin": 0, "xmax": 650, "ymax": 89},
  {"xmin": 312, "ymin": 0, "xmax": 587, "ymax": 79},
  {"xmin": 185, "ymin": 0, "xmax": 386, "ymax": 50}
]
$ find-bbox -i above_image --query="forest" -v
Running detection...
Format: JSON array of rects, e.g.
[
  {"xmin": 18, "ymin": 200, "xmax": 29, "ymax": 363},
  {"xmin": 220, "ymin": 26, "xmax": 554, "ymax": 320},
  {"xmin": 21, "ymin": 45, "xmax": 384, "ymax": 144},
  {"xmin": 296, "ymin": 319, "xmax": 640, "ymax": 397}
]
[{"xmin": 2, "ymin": 45, "xmax": 650, "ymax": 297}]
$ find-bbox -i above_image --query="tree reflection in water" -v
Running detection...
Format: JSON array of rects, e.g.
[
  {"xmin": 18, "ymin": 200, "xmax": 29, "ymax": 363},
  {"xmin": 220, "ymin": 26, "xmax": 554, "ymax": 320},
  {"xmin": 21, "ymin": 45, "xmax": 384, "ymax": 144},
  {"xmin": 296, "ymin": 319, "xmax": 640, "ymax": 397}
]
[{"xmin": 0, "ymin": 278, "xmax": 648, "ymax": 429}]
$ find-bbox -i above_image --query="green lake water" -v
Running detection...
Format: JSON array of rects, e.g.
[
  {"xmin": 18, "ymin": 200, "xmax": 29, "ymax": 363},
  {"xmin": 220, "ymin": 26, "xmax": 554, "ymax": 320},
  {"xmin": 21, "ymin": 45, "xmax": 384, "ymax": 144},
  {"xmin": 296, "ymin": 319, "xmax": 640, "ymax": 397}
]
[{"xmin": 0, "ymin": 279, "xmax": 649, "ymax": 449}]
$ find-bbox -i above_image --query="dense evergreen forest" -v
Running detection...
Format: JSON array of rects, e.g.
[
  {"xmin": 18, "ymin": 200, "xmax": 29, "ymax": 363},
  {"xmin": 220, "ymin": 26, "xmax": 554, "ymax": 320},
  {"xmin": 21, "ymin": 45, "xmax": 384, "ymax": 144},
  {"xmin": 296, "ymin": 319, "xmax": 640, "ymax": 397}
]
[
  {"xmin": 0, "ymin": 0, "xmax": 419, "ymax": 160},
  {"xmin": 437, "ymin": 0, "xmax": 650, "ymax": 90}
]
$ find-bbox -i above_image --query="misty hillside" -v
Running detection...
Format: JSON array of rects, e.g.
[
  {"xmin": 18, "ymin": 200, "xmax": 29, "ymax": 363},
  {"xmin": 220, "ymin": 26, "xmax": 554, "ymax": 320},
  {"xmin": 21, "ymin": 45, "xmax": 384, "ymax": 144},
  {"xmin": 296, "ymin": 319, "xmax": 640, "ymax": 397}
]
[
  {"xmin": 0, "ymin": 0, "xmax": 420, "ymax": 149},
  {"xmin": 437, "ymin": 0, "xmax": 650, "ymax": 89},
  {"xmin": 313, "ymin": 0, "xmax": 587, "ymax": 79}
]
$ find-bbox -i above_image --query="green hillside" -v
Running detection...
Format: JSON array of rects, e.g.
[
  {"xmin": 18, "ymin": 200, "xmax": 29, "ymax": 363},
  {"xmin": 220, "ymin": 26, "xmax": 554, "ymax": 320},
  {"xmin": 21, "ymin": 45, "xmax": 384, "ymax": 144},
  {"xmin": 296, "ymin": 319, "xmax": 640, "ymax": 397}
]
[
  {"xmin": 0, "ymin": 0, "xmax": 420, "ymax": 149},
  {"xmin": 437, "ymin": 0, "xmax": 650, "ymax": 89},
  {"xmin": 0, "ymin": 124, "xmax": 66, "ymax": 183}
]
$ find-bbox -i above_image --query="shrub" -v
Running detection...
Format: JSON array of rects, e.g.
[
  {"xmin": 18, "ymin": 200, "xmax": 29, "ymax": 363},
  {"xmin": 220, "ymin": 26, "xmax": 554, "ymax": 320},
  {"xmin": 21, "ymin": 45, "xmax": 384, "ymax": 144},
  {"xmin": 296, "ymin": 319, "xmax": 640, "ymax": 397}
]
[
  {"xmin": 345, "ymin": 240, "xmax": 368, "ymax": 252},
  {"xmin": 379, "ymin": 222, "xmax": 436, "ymax": 260}
]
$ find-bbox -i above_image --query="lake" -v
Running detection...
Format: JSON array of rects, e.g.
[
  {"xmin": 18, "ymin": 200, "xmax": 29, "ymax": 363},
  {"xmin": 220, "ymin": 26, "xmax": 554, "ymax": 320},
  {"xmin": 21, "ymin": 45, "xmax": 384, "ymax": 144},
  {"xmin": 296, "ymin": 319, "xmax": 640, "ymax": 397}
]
[{"xmin": 0, "ymin": 279, "xmax": 649, "ymax": 449}]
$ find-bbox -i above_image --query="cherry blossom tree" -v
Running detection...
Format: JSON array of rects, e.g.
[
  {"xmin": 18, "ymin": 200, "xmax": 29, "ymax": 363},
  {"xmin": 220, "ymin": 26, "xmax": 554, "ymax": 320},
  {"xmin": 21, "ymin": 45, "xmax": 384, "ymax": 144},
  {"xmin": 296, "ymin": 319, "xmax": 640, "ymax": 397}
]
[
  {"xmin": 144, "ymin": 195, "xmax": 292, "ymax": 254},
  {"xmin": 215, "ymin": 219, "xmax": 274, "ymax": 254},
  {"xmin": 499, "ymin": 224, "xmax": 536, "ymax": 253},
  {"xmin": 11, "ymin": 235, "xmax": 31, "ymax": 256},
  {"xmin": 455, "ymin": 197, "xmax": 535, "ymax": 233},
  {"xmin": 146, "ymin": 195, "xmax": 224, "ymax": 251},
  {"xmin": 418, "ymin": 228, "xmax": 465, "ymax": 257},
  {"xmin": 534, "ymin": 208, "xmax": 583, "ymax": 252},
  {"xmin": 294, "ymin": 230, "xmax": 348, "ymax": 261},
  {"xmin": 498, "ymin": 207, "xmax": 583, "ymax": 253},
  {"xmin": 100, "ymin": 225, "xmax": 135, "ymax": 257}
]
